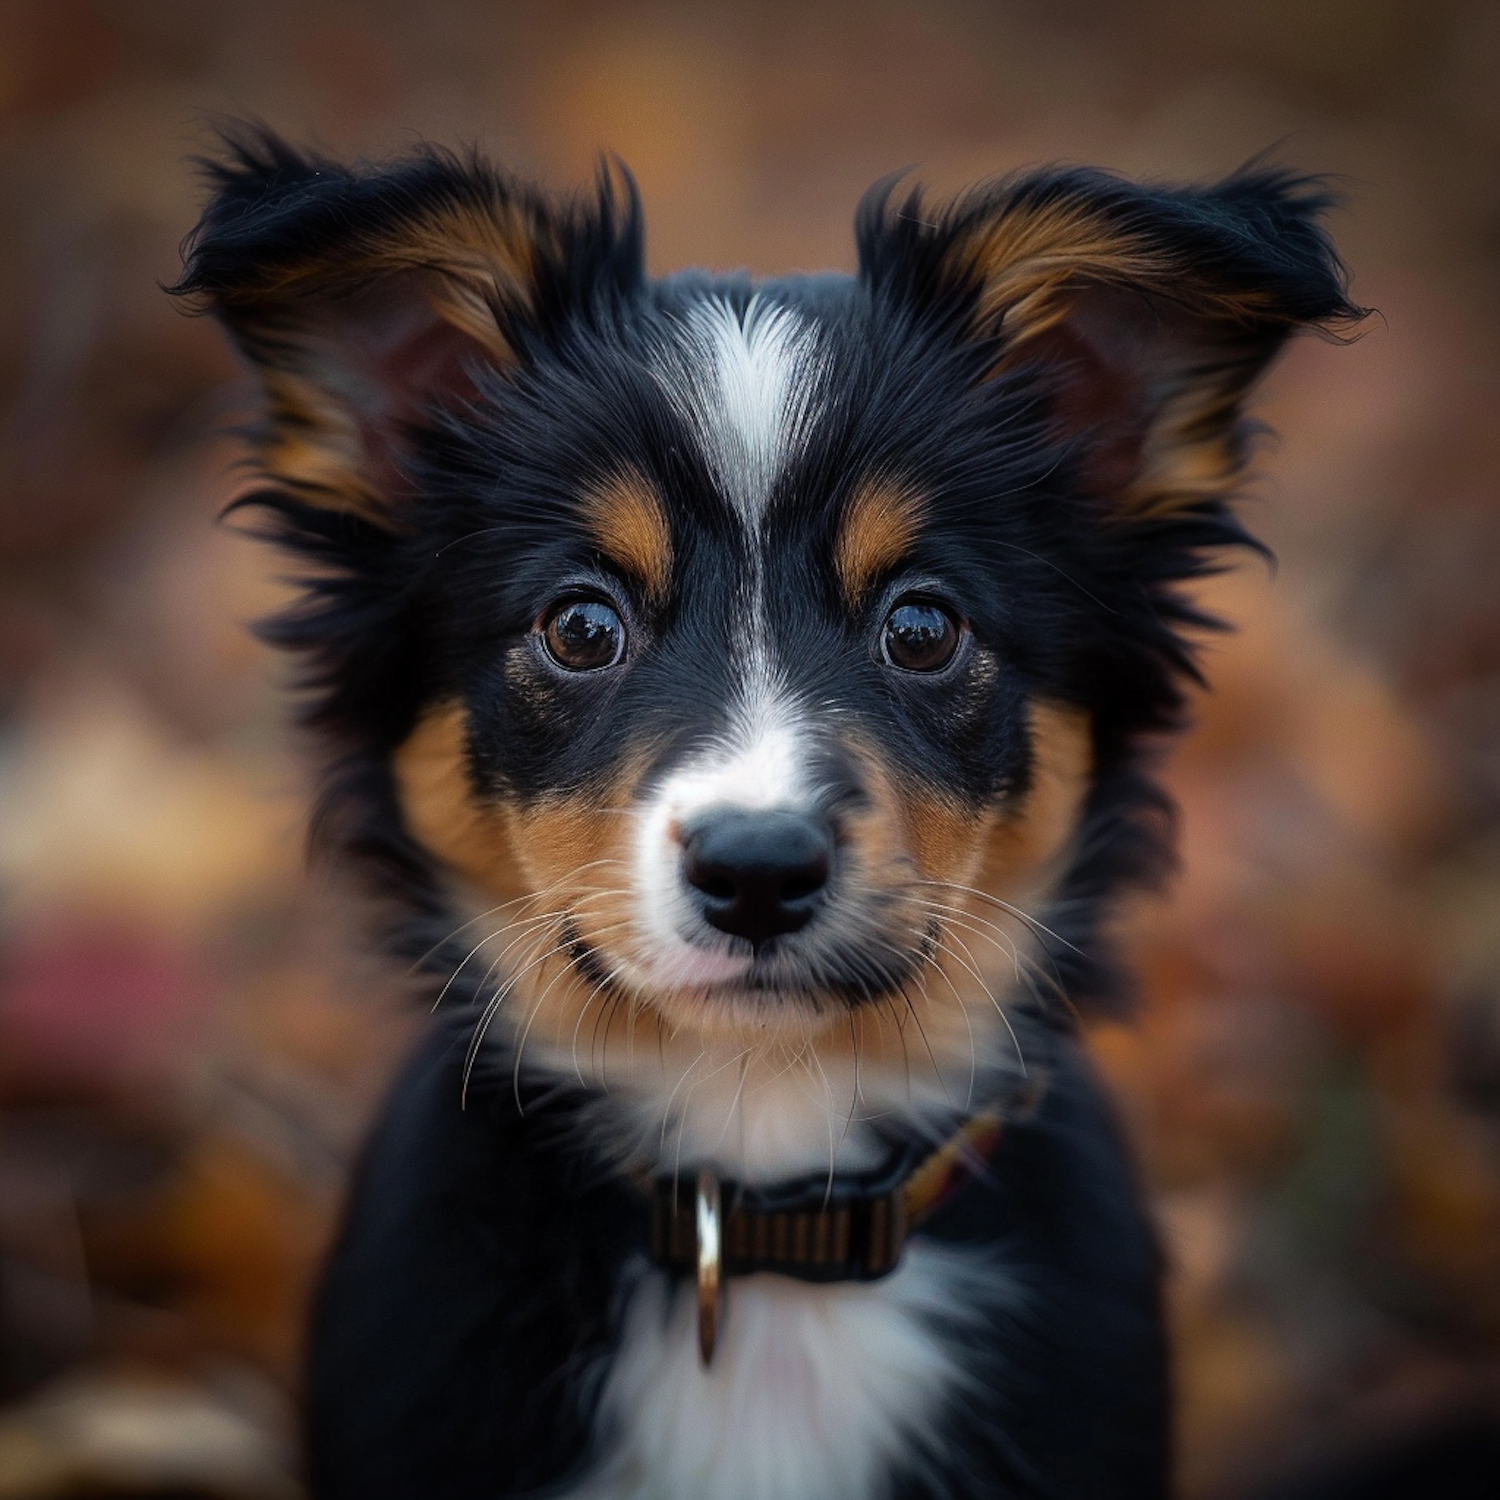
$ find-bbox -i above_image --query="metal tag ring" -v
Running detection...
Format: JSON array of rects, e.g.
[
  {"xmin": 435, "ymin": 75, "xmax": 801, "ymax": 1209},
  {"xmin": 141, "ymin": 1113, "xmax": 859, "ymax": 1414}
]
[{"xmin": 696, "ymin": 1167, "xmax": 724, "ymax": 1366}]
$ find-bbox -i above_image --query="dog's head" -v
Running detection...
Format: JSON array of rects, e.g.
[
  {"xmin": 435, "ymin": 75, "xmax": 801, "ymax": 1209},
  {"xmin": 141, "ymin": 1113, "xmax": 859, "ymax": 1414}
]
[{"xmin": 176, "ymin": 136, "xmax": 1357, "ymax": 1148}]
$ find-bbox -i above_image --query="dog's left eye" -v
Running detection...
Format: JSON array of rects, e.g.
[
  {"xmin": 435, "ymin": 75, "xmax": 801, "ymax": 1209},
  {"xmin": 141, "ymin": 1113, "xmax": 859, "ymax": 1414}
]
[
  {"xmin": 541, "ymin": 597, "xmax": 626, "ymax": 671},
  {"xmin": 881, "ymin": 600, "xmax": 962, "ymax": 673}
]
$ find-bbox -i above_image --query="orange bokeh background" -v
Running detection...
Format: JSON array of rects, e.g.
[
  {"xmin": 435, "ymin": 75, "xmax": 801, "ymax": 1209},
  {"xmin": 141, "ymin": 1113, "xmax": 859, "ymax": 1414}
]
[{"xmin": 1, "ymin": 3, "xmax": 1498, "ymax": 1495}]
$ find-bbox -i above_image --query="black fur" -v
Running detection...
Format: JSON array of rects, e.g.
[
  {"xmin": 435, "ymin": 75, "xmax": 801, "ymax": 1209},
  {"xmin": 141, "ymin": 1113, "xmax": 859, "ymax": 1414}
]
[
  {"xmin": 173, "ymin": 133, "xmax": 1360, "ymax": 1499},
  {"xmin": 309, "ymin": 1012, "xmax": 1166, "ymax": 1500}
]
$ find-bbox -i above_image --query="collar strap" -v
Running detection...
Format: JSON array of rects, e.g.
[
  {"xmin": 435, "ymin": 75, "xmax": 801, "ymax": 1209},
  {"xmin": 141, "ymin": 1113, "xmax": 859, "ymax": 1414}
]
[{"xmin": 649, "ymin": 1109, "xmax": 1006, "ymax": 1287}]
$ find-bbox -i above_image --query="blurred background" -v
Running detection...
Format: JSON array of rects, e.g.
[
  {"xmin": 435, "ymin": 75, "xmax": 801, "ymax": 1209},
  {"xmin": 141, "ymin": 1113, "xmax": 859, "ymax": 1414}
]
[{"xmin": 1, "ymin": 1, "xmax": 1499, "ymax": 1495}]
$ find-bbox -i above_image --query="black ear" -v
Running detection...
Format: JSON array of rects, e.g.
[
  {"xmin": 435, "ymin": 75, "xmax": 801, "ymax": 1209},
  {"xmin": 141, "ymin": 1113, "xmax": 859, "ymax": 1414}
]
[
  {"xmin": 856, "ymin": 165, "xmax": 1364, "ymax": 517},
  {"xmin": 172, "ymin": 129, "xmax": 643, "ymax": 517}
]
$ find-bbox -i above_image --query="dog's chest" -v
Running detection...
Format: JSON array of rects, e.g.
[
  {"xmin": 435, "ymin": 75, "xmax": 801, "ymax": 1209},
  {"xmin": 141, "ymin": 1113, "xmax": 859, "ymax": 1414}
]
[{"xmin": 563, "ymin": 1243, "xmax": 993, "ymax": 1500}]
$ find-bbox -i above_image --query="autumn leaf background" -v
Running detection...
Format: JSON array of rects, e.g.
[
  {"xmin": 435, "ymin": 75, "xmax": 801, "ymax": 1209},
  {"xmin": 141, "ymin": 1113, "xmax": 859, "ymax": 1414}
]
[{"xmin": 1, "ymin": 3, "xmax": 1498, "ymax": 1494}]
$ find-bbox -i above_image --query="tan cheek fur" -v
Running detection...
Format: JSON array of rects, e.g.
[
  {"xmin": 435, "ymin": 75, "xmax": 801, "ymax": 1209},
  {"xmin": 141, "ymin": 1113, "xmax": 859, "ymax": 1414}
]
[
  {"xmin": 394, "ymin": 700, "xmax": 648, "ymax": 908},
  {"xmin": 393, "ymin": 702, "xmax": 646, "ymax": 1031},
  {"xmin": 393, "ymin": 698, "xmax": 1092, "ymax": 1114},
  {"xmin": 762, "ymin": 703, "xmax": 1089, "ymax": 1087},
  {"xmin": 845, "ymin": 702, "xmax": 1088, "ymax": 1079},
  {"xmin": 973, "ymin": 700, "xmax": 1093, "ymax": 911},
  {"xmin": 393, "ymin": 702, "xmax": 526, "ymax": 906},
  {"xmin": 852, "ymin": 700, "xmax": 1091, "ymax": 907}
]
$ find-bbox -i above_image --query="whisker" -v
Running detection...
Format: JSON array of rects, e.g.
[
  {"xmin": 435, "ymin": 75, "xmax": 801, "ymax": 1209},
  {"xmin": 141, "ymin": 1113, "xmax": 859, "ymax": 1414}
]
[
  {"xmin": 922, "ymin": 907, "xmax": 1044, "ymax": 1020},
  {"xmin": 460, "ymin": 930, "xmax": 571, "ymax": 1105},
  {"xmin": 848, "ymin": 1009, "xmax": 863, "ymax": 1110},
  {"xmin": 897, "ymin": 925, "xmax": 978, "ymax": 1107},
  {"xmin": 672, "ymin": 1044, "xmax": 756, "ymax": 1184},
  {"xmin": 917, "ymin": 898, "xmax": 1025, "ymax": 973},
  {"xmin": 418, "ymin": 855, "xmax": 633, "ymax": 978},
  {"xmin": 461, "ymin": 907, "xmax": 635, "ymax": 1107},
  {"xmin": 914, "ymin": 879, "xmax": 1085, "ymax": 956},
  {"xmin": 710, "ymin": 1050, "xmax": 753, "ymax": 1156},
  {"xmin": 923, "ymin": 925, "xmax": 1028, "ymax": 1079},
  {"xmin": 510, "ymin": 940, "xmax": 608, "ymax": 1111},
  {"xmin": 658, "ymin": 1050, "xmax": 709, "ymax": 1158},
  {"xmin": 454, "ymin": 903, "xmax": 590, "ymax": 998},
  {"xmin": 878, "ymin": 950, "xmax": 953, "ymax": 1106},
  {"xmin": 792, "ymin": 1037, "xmax": 841, "ymax": 1198},
  {"xmin": 579, "ymin": 955, "xmax": 632, "ymax": 1086},
  {"xmin": 407, "ymin": 891, "xmax": 547, "ymax": 975},
  {"xmin": 440, "ymin": 878, "xmax": 634, "ymax": 1019},
  {"xmin": 883, "ymin": 991, "xmax": 914, "ymax": 1100},
  {"xmin": 435, "ymin": 908, "xmax": 567, "ymax": 1014}
]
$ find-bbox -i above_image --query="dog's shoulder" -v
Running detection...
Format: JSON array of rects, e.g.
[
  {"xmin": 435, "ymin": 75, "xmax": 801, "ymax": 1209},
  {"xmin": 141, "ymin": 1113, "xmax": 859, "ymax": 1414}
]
[
  {"xmin": 308, "ymin": 1014, "xmax": 1168, "ymax": 1499},
  {"xmin": 306, "ymin": 1014, "xmax": 639, "ymax": 1498}
]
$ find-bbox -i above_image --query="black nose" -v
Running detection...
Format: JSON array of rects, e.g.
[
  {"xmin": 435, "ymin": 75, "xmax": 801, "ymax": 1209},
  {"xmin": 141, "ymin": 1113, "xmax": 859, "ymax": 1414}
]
[{"xmin": 681, "ymin": 808, "xmax": 833, "ymax": 947}]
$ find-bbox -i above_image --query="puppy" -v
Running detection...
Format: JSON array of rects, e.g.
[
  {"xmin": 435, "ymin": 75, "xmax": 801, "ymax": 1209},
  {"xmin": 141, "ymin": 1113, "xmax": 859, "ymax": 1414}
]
[{"xmin": 174, "ymin": 133, "xmax": 1358, "ymax": 1500}]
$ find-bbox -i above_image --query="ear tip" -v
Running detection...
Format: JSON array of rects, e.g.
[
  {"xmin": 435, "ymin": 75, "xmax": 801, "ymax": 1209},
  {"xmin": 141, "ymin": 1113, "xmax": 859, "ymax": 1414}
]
[
  {"xmin": 172, "ymin": 123, "xmax": 341, "ymax": 301},
  {"xmin": 174, "ymin": 135, "xmax": 493, "ymax": 308},
  {"xmin": 1206, "ymin": 167, "xmax": 1369, "ymax": 332},
  {"xmin": 853, "ymin": 168, "xmax": 950, "ymax": 292},
  {"xmin": 194, "ymin": 120, "xmax": 330, "ymax": 195},
  {"xmin": 589, "ymin": 154, "xmax": 646, "ymax": 246}
]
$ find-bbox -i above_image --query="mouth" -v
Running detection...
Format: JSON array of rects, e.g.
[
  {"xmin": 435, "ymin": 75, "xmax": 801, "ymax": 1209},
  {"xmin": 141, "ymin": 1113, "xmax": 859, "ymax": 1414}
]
[{"xmin": 562, "ymin": 914, "xmax": 942, "ymax": 1015}]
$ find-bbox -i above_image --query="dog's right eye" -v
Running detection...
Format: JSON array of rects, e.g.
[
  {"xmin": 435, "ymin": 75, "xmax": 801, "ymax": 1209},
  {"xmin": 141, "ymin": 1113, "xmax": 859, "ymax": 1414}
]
[
  {"xmin": 880, "ymin": 599, "xmax": 962, "ymax": 673},
  {"xmin": 540, "ymin": 597, "xmax": 626, "ymax": 672}
]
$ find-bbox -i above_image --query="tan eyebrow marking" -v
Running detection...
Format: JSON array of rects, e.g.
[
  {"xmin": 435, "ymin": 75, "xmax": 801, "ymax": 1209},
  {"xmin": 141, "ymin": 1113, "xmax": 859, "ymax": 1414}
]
[
  {"xmin": 581, "ymin": 469, "xmax": 674, "ymax": 605},
  {"xmin": 834, "ymin": 479, "xmax": 928, "ymax": 605}
]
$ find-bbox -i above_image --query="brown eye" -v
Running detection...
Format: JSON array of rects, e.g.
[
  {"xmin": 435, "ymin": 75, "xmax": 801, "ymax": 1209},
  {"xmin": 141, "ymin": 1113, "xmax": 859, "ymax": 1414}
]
[
  {"xmin": 881, "ymin": 600, "xmax": 961, "ymax": 673},
  {"xmin": 542, "ymin": 597, "xmax": 625, "ymax": 671}
]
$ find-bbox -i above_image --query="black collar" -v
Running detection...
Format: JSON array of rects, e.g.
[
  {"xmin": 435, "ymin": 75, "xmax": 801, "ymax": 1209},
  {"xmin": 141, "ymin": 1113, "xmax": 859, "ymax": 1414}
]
[
  {"xmin": 646, "ymin": 1095, "xmax": 1044, "ymax": 1365},
  {"xmin": 648, "ymin": 1104, "xmax": 1016, "ymax": 1286}
]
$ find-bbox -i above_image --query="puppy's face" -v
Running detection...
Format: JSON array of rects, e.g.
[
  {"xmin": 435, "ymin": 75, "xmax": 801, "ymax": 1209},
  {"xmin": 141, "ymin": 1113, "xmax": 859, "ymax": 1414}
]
[
  {"xmin": 396, "ymin": 293, "xmax": 1093, "ymax": 1061},
  {"xmin": 179, "ymin": 141, "xmax": 1355, "ymax": 1106}
]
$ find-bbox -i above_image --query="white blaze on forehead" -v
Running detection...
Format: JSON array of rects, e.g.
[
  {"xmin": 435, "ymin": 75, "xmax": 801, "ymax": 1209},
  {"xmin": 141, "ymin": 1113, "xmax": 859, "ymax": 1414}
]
[
  {"xmin": 662, "ymin": 295, "xmax": 821, "ymax": 524},
  {"xmin": 630, "ymin": 291, "xmax": 821, "ymax": 990}
]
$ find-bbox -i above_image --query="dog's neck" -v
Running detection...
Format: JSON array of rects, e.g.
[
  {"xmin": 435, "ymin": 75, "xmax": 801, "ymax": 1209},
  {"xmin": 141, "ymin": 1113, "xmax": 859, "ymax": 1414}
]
[{"xmin": 520, "ymin": 998, "xmax": 1028, "ymax": 1184}]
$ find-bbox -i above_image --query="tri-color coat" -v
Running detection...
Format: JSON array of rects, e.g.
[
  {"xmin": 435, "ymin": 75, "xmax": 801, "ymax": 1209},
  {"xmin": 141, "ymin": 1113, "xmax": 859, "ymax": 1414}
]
[{"xmin": 174, "ymin": 133, "xmax": 1360, "ymax": 1500}]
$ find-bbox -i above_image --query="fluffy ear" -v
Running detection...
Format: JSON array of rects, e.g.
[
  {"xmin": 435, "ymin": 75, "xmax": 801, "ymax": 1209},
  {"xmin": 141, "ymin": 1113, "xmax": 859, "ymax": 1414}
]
[
  {"xmin": 172, "ymin": 130, "xmax": 642, "ymax": 517},
  {"xmin": 856, "ymin": 166, "xmax": 1363, "ymax": 517}
]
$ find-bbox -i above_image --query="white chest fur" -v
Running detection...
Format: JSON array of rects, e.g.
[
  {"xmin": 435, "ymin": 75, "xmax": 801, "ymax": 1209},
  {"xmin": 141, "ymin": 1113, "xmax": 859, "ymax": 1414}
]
[{"xmin": 563, "ymin": 1243, "xmax": 1002, "ymax": 1500}]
